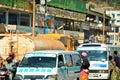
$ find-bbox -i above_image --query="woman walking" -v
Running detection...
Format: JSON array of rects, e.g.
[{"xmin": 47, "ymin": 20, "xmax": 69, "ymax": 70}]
[
  {"xmin": 79, "ymin": 52, "xmax": 90, "ymax": 80},
  {"xmin": 109, "ymin": 55, "xmax": 120, "ymax": 80}
]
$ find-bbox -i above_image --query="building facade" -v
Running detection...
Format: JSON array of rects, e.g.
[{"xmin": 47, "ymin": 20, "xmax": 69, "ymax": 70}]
[{"xmin": 0, "ymin": 0, "xmax": 111, "ymax": 43}]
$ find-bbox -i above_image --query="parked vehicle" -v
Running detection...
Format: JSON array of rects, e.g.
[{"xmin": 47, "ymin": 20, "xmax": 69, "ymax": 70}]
[
  {"xmin": 76, "ymin": 43, "xmax": 120, "ymax": 80},
  {"xmin": 14, "ymin": 50, "xmax": 81, "ymax": 80}
]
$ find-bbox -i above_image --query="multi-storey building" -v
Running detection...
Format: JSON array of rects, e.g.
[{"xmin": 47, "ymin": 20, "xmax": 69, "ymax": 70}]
[
  {"xmin": 107, "ymin": 11, "xmax": 120, "ymax": 45},
  {"xmin": 0, "ymin": 0, "xmax": 111, "ymax": 43}
]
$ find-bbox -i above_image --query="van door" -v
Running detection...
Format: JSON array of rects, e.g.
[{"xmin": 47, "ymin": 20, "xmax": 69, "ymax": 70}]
[
  {"xmin": 71, "ymin": 54, "xmax": 81, "ymax": 79},
  {"xmin": 58, "ymin": 54, "xmax": 68, "ymax": 80},
  {"xmin": 64, "ymin": 53, "xmax": 80, "ymax": 80},
  {"xmin": 64, "ymin": 54, "xmax": 74, "ymax": 80}
]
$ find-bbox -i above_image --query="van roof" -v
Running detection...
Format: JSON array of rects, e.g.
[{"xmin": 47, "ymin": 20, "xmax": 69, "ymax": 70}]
[
  {"xmin": 25, "ymin": 50, "xmax": 79, "ymax": 55},
  {"xmin": 78, "ymin": 43, "xmax": 108, "ymax": 47}
]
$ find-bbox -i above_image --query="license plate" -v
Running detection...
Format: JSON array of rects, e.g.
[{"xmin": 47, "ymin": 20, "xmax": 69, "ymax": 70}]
[{"xmin": 89, "ymin": 74, "xmax": 98, "ymax": 77}]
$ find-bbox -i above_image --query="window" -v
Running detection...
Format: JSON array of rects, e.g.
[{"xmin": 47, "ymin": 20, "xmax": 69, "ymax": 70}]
[
  {"xmin": 58, "ymin": 55, "xmax": 64, "ymax": 63},
  {"xmin": 9, "ymin": 13, "xmax": 17, "ymax": 25},
  {"xmin": 117, "ymin": 14, "xmax": 120, "ymax": 16},
  {"xmin": 0, "ymin": 11, "xmax": 5, "ymax": 24},
  {"xmin": 19, "ymin": 56, "xmax": 56, "ymax": 68},
  {"xmin": 64, "ymin": 54, "xmax": 73, "ymax": 67},
  {"xmin": 20, "ymin": 14, "xmax": 30, "ymax": 26},
  {"xmin": 111, "ymin": 14, "xmax": 115, "ymax": 18},
  {"xmin": 58, "ymin": 55, "xmax": 64, "ymax": 67},
  {"xmin": 78, "ymin": 50, "xmax": 107, "ymax": 61},
  {"xmin": 72, "ymin": 54, "xmax": 81, "ymax": 66},
  {"xmin": 117, "ymin": 20, "xmax": 120, "ymax": 22}
]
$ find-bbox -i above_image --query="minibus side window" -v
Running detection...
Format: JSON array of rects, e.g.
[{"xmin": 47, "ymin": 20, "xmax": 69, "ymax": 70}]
[
  {"xmin": 58, "ymin": 55, "xmax": 64, "ymax": 67},
  {"xmin": 72, "ymin": 54, "xmax": 81, "ymax": 66},
  {"xmin": 64, "ymin": 54, "xmax": 73, "ymax": 67}
]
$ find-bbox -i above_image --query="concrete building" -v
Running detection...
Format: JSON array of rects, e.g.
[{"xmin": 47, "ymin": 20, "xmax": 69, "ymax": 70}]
[{"xmin": 0, "ymin": 0, "xmax": 111, "ymax": 43}]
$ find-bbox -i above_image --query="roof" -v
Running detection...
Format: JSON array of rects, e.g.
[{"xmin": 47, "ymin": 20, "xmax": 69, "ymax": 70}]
[
  {"xmin": 25, "ymin": 50, "xmax": 79, "ymax": 55},
  {"xmin": 77, "ymin": 43, "xmax": 120, "ymax": 48},
  {"xmin": 78, "ymin": 43, "xmax": 106, "ymax": 46}
]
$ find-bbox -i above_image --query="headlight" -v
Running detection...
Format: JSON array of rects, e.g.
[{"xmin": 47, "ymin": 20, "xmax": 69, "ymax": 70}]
[
  {"xmin": 99, "ymin": 70, "xmax": 108, "ymax": 73},
  {"xmin": 14, "ymin": 74, "xmax": 23, "ymax": 80},
  {"xmin": 46, "ymin": 75, "xmax": 58, "ymax": 80},
  {"xmin": 0, "ymin": 71, "xmax": 6, "ymax": 75}
]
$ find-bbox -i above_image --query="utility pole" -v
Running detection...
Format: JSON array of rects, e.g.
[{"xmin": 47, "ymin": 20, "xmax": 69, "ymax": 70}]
[
  {"xmin": 102, "ymin": 7, "xmax": 113, "ymax": 43},
  {"xmin": 102, "ymin": 10, "xmax": 105, "ymax": 43},
  {"xmin": 32, "ymin": 0, "xmax": 35, "ymax": 38}
]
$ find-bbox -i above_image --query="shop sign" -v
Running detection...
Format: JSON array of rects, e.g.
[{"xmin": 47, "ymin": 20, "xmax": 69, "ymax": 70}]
[
  {"xmin": 7, "ymin": 25, "xmax": 17, "ymax": 30},
  {"xmin": 47, "ymin": 7, "xmax": 56, "ymax": 16},
  {"xmin": 64, "ymin": 11, "xmax": 70, "ymax": 18},
  {"xmin": 55, "ymin": 8, "xmax": 62, "ymax": 17},
  {"xmin": 60, "ymin": 9, "xmax": 64, "ymax": 17},
  {"xmin": 47, "ymin": 7, "xmax": 85, "ymax": 21},
  {"xmin": 70, "ymin": 12, "xmax": 73, "ymax": 18},
  {"xmin": 82, "ymin": 22, "xmax": 90, "ymax": 30},
  {"xmin": 36, "ymin": 14, "xmax": 45, "ymax": 27}
]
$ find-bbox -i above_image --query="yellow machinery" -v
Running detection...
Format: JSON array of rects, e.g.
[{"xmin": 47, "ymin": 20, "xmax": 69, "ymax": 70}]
[
  {"xmin": 37, "ymin": 34, "xmax": 75, "ymax": 51},
  {"xmin": 0, "ymin": 33, "xmax": 65, "ymax": 61}
]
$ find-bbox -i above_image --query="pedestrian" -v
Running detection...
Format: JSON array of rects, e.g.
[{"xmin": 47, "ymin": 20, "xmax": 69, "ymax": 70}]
[
  {"xmin": 4, "ymin": 56, "xmax": 16, "ymax": 80},
  {"xmin": 109, "ymin": 55, "xmax": 119, "ymax": 80},
  {"xmin": 0, "ymin": 56, "xmax": 4, "ymax": 68},
  {"xmin": 79, "ymin": 52, "xmax": 90, "ymax": 80},
  {"xmin": 8, "ymin": 52, "xmax": 17, "ymax": 63},
  {"xmin": 113, "ymin": 51, "xmax": 120, "ymax": 69}
]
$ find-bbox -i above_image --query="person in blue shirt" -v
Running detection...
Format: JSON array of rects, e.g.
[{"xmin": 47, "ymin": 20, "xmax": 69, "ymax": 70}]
[{"xmin": 113, "ymin": 51, "xmax": 120, "ymax": 69}]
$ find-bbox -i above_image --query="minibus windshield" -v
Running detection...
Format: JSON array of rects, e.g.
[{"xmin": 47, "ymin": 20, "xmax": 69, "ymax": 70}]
[
  {"xmin": 19, "ymin": 56, "xmax": 56, "ymax": 67},
  {"xmin": 78, "ymin": 50, "xmax": 107, "ymax": 61}
]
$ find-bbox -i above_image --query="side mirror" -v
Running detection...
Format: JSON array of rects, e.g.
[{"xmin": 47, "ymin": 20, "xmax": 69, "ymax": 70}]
[{"xmin": 58, "ymin": 61, "xmax": 64, "ymax": 67}]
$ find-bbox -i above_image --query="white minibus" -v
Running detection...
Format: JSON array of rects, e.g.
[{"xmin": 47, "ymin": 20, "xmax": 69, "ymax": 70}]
[
  {"xmin": 76, "ymin": 43, "xmax": 120, "ymax": 80},
  {"xmin": 14, "ymin": 50, "xmax": 81, "ymax": 80}
]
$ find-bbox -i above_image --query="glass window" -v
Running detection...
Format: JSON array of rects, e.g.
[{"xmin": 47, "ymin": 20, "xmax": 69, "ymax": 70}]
[
  {"xmin": 9, "ymin": 13, "xmax": 17, "ymax": 25},
  {"xmin": 0, "ymin": 11, "xmax": 5, "ymax": 24},
  {"xmin": 117, "ymin": 20, "xmax": 120, "ymax": 22},
  {"xmin": 58, "ymin": 55, "xmax": 64, "ymax": 67},
  {"xmin": 20, "ymin": 14, "xmax": 30, "ymax": 26},
  {"xmin": 19, "ymin": 56, "xmax": 56, "ymax": 68},
  {"xmin": 72, "ymin": 54, "xmax": 80, "ymax": 66},
  {"xmin": 117, "ymin": 14, "xmax": 120, "ymax": 16},
  {"xmin": 64, "ymin": 54, "xmax": 72, "ymax": 64},
  {"xmin": 112, "ymin": 14, "xmax": 115, "ymax": 18},
  {"xmin": 77, "ymin": 50, "xmax": 107, "ymax": 61}
]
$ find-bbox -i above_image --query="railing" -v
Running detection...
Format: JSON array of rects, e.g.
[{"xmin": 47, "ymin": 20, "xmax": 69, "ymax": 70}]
[{"xmin": 0, "ymin": 0, "xmax": 32, "ymax": 12}]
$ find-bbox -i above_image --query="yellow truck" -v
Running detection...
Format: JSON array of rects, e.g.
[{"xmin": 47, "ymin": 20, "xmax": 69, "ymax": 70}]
[
  {"xmin": 0, "ymin": 33, "xmax": 65, "ymax": 61},
  {"xmin": 37, "ymin": 33, "xmax": 75, "ymax": 51}
]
